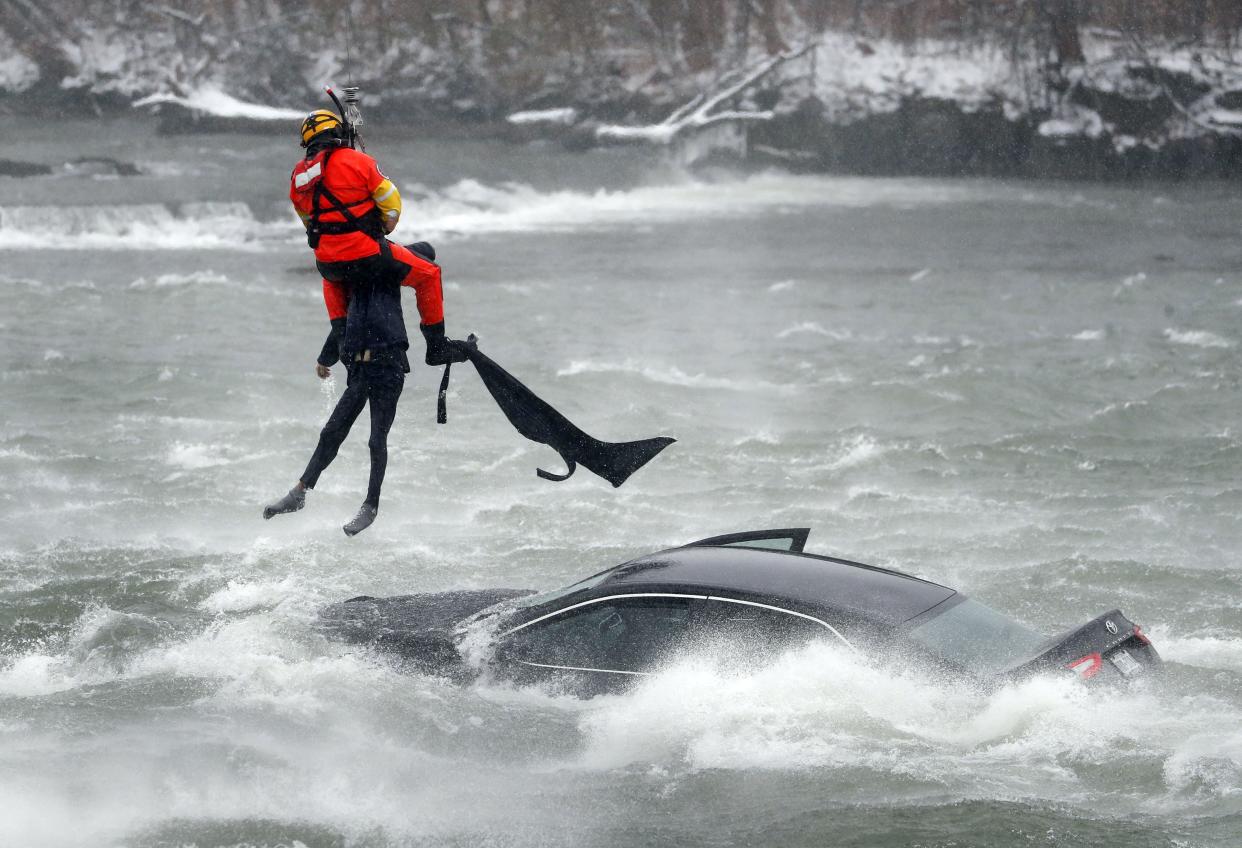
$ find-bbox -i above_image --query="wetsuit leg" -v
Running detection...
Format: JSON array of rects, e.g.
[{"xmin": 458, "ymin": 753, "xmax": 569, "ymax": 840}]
[
  {"xmin": 362, "ymin": 362, "xmax": 405, "ymax": 508},
  {"xmin": 406, "ymin": 241, "xmax": 435, "ymax": 262},
  {"xmin": 301, "ymin": 364, "xmax": 368, "ymax": 488}
]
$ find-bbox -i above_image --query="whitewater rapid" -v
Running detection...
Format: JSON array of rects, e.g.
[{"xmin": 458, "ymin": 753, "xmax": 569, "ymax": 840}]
[{"xmin": 2, "ymin": 122, "xmax": 1241, "ymax": 847}]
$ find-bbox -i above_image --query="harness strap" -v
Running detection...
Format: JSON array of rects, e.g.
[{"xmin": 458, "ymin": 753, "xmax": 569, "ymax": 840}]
[
  {"xmin": 308, "ymin": 148, "xmax": 383, "ymax": 239},
  {"xmin": 536, "ymin": 459, "xmax": 577, "ymax": 482},
  {"xmin": 437, "ymin": 363, "xmax": 451, "ymax": 424}
]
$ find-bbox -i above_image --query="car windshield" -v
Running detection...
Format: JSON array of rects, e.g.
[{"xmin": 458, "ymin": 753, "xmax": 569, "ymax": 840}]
[
  {"xmin": 509, "ymin": 566, "xmax": 616, "ymax": 610},
  {"xmin": 907, "ymin": 598, "xmax": 1048, "ymax": 675}
]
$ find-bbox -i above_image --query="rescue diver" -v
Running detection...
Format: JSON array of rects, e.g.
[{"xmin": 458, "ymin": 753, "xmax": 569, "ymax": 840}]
[{"xmin": 263, "ymin": 109, "xmax": 467, "ymax": 536}]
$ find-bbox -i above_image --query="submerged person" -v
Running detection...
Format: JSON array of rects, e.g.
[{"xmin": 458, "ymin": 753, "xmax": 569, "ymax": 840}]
[{"xmin": 263, "ymin": 109, "xmax": 467, "ymax": 536}]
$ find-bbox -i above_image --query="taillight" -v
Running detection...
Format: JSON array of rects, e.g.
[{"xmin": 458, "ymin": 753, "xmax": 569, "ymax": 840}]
[
  {"xmin": 1067, "ymin": 653, "xmax": 1103, "ymax": 680},
  {"xmin": 1132, "ymin": 626, "xmax": 1151, "ymax": 646}
]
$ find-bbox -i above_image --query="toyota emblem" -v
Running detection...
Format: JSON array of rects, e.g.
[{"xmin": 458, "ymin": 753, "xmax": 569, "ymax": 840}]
[{"xmin": 1105, "ymin": 620, "xmax": 1118, "ymax": 635}]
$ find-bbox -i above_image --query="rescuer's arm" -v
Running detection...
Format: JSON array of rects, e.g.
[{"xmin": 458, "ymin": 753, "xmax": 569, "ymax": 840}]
[
  {"xmin": 372, "ymin": 177, "xmax": 401, "ymax": 233},
  {"xmin": 359, "ymin": 154, "xmax": 402, "ymax": 234}
]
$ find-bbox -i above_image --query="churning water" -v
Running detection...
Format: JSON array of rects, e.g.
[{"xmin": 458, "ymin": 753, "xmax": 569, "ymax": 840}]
[{"xmin": 1, "ymin": 120, "xmax": 1240, "ymax": 847}]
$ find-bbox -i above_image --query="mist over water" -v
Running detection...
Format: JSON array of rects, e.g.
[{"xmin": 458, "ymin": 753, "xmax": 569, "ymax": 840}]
[{"xmin": 2, "ymin": 120, "xmax": 1241, "ymax": 847}]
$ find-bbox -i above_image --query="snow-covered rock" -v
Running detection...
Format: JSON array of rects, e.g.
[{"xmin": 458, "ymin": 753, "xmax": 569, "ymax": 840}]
[
  {"xmin": 0, "ymin": 30, "xmax": 38, "ymax": 94},
  {"xmin": 507, "ymin": 108, "xmax": 578, "ymax": 126},
  {"xmin": 133, "ymin": 86, "xmax": 305, "ymax": 121},
  {"xmin": 1039, "ymin": 105, "xmax": 1105, "ymax": 139}
]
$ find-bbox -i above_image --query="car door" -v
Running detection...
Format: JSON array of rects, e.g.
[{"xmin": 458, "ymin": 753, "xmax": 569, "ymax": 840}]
[{"xmin": 492, "ymin": 594, "xmax": 703, "ymax": 694}]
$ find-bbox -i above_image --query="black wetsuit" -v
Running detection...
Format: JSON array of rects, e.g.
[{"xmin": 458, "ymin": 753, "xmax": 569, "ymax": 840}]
[
  {"xmin": 299, "ymin": 242, "xmax": 436, "ymax": 509},
  {"xmin": 301, "ymin": 351, "xmax": 404, "ymax": 508}
]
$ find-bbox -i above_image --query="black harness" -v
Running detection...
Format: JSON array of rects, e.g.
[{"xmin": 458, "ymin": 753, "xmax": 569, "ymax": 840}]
[{"xmin": 305, "ymin": 146, "xmax": 386, "ymax": 249}]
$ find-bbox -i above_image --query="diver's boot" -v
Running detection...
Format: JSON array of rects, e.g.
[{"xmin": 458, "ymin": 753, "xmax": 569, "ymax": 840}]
[
  {"xmin": 343, "ymin": 503, "xmax": 377, "ymax": 537},
  {"xmin": 262, "ymin": 486, "xmax": 306, "ymax": 520}
]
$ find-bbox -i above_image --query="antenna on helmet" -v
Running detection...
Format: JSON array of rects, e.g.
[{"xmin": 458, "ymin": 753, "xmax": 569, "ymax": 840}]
[
  {"xmin": 321, "ymin": 4, "xmax": 365, "ymax": 151},
  {"xmin": 324, "ymin": 86, "xmax": 364, "ymax": 151}
]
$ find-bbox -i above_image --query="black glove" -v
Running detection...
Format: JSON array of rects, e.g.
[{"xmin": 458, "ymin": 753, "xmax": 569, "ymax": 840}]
[
  {"xmin": 421, "ymin": 321, "xmax": 469, "ymax": 366},
  {"xmin": 317, "ymin": 317, "xmax": 348, "ymax": 367}
]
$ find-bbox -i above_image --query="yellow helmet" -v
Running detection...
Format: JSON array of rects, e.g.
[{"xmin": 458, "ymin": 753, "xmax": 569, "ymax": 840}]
[{"xmin": 300, "ymin": 109, "xmax": 342, "ymax": 147}]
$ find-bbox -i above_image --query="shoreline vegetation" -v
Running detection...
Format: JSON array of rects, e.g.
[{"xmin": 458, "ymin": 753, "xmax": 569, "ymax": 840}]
[{"xmin": 2, "ymin": 1, "xmax": 1241, "ymax": 178}]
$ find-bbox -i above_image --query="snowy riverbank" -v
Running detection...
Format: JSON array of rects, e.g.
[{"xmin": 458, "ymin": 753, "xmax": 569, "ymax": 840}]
[{"xmin": 3, "ymin": 18, "xmax": 1241, "ymax": 179}]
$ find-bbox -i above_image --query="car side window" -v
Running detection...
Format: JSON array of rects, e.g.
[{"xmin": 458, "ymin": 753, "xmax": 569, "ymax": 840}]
[
  {"xmin": 702, "ymin": 600, "xmax": 838, "ymax": 664},
  {"xmin": 505, "ymin": 597, "xmax": 694, "ymax": 673}
]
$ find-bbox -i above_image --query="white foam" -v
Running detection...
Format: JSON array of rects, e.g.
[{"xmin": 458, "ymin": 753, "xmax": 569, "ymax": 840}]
[
  {"xmin": 0, "ymin": 653, "xmax": 73, "ymax": 697},
  {"xmin": 130, "ymin": 270, "xmax": 230, "ymax": 289},
  {"xmin": 1073, "ymin": 329, "xmax": 1105, "ymax": 341},
  {"xmin": 573, "ymin": 639, "xmax": 1240, "ymax": 807},
  {"xmin": 1148, "ymin": 626, "xmax": 1242, "ymax": 672},
  {"xmin": 129, "ymin": 615, "xmax": 403, "ymax": 720},
  {"xmin": 499, "ymin": 283, "xmax": 537, "ymax": 296},
  {"xmin": 0, "ymin": 446, "xmax": 45, "ymax": 461},
  {"xmin": 200, "ymin": 575, "xmax": 302, "ymax": 614},
  {"xmin": 777, "ymin": 322, "xmax": 851, "ymax": 340},
  {"xmin": 1163, "ymin": 731, "xmax": 1242, "ymax": 798},
  {"xmin": 165, "ymin": 442, "xmax": 230, "ymax": 470},
  {"xmin": 823, "ymin": 434, "xmax": 886, "ymax": 471},
  {"xmin": 0, "ymin": 607, "xmax": 169, "ymax": 696},
  {"xmin": 576, "ymin": 643, "xmax": 1074, "ymax": 771},
  {"xmin": 415, "ymin": 174, "xmax": 981, "ymax": 238},
  {"xmin": 557, "ymin": 359, "xmax": 795, "ymax": 393},
  {"xmin": 732, "ymin": 430, "xmax": 781, "ymax": 447},
  {"xmin": 0, "ymin": 174, "xmax": 991, "ymax": 252},
  {"xmin": 0, "ymin": 598, "xmax": 386, "ymax": 711},
  {"xmin": 1164, "ymin": 328, "xmax": 1234, "ymax": 349},
  {"xmin": 0, "ymin": 203, "xmax": 296, "ymax": 251}
]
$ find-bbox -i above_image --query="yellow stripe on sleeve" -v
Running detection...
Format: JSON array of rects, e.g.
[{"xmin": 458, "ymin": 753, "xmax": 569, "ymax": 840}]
[{"xmin": 372, "ymin": 179, "xmax": 402, "ymax": 225}]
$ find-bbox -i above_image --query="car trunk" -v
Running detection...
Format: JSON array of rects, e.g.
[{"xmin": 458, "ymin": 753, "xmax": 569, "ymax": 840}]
[{"xmin": 1008, "ymin": 609, "xmax": 1161, "ymax": 682}]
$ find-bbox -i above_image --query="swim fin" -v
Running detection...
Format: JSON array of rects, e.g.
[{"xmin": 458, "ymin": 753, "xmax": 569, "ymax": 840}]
[{"xmin": 451, "ymin": 335, "xmax": 674, "ymax": 487}]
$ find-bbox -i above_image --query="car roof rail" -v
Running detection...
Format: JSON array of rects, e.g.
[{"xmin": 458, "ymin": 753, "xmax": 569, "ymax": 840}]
[
  {"xmin": 683, "ymin": 528, "xmax": 811, "ymax": 553},
  {"xmin": 677, "ymin": 530, "xmax": 947, "ymax": 588}
]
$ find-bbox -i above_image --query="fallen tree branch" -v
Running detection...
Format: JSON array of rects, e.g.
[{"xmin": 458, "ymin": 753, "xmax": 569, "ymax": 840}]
[
  {"xmin": 146, "ymin": 4, "xmax": 207, "ymax": 27},
  {"xmin": 1123, "ymin": 32, "xmax": 1242, "ymax": 139},
  {"xmin": 595, "ymin": 42, "xmax": 816, "ymax": 144}
]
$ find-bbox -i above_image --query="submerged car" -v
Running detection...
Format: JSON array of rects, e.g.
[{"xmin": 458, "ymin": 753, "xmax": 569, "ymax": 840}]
[{"xmin": 318, "ymin": 528, "xmax": 1161, "ymax": 693}]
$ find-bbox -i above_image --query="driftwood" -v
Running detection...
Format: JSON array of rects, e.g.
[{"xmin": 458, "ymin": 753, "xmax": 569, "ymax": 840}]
[{"xmin": 595, "ymin": 43, "xmax": 816, "ymax": 144}]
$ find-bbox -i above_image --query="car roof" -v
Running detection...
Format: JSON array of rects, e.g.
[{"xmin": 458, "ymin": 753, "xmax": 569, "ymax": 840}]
[{"xmin": 600, "ymin": 545, "xmax": 956, "ymax": 625}]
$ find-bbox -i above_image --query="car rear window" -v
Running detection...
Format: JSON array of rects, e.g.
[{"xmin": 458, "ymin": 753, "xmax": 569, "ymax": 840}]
[
  {"xmin": 509, "ymin": 567, "xmax": 615, "ymax": 610},
  {"xmin": 907, "ymin": 598, "xmax": 1047, "ymax": 675}
]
